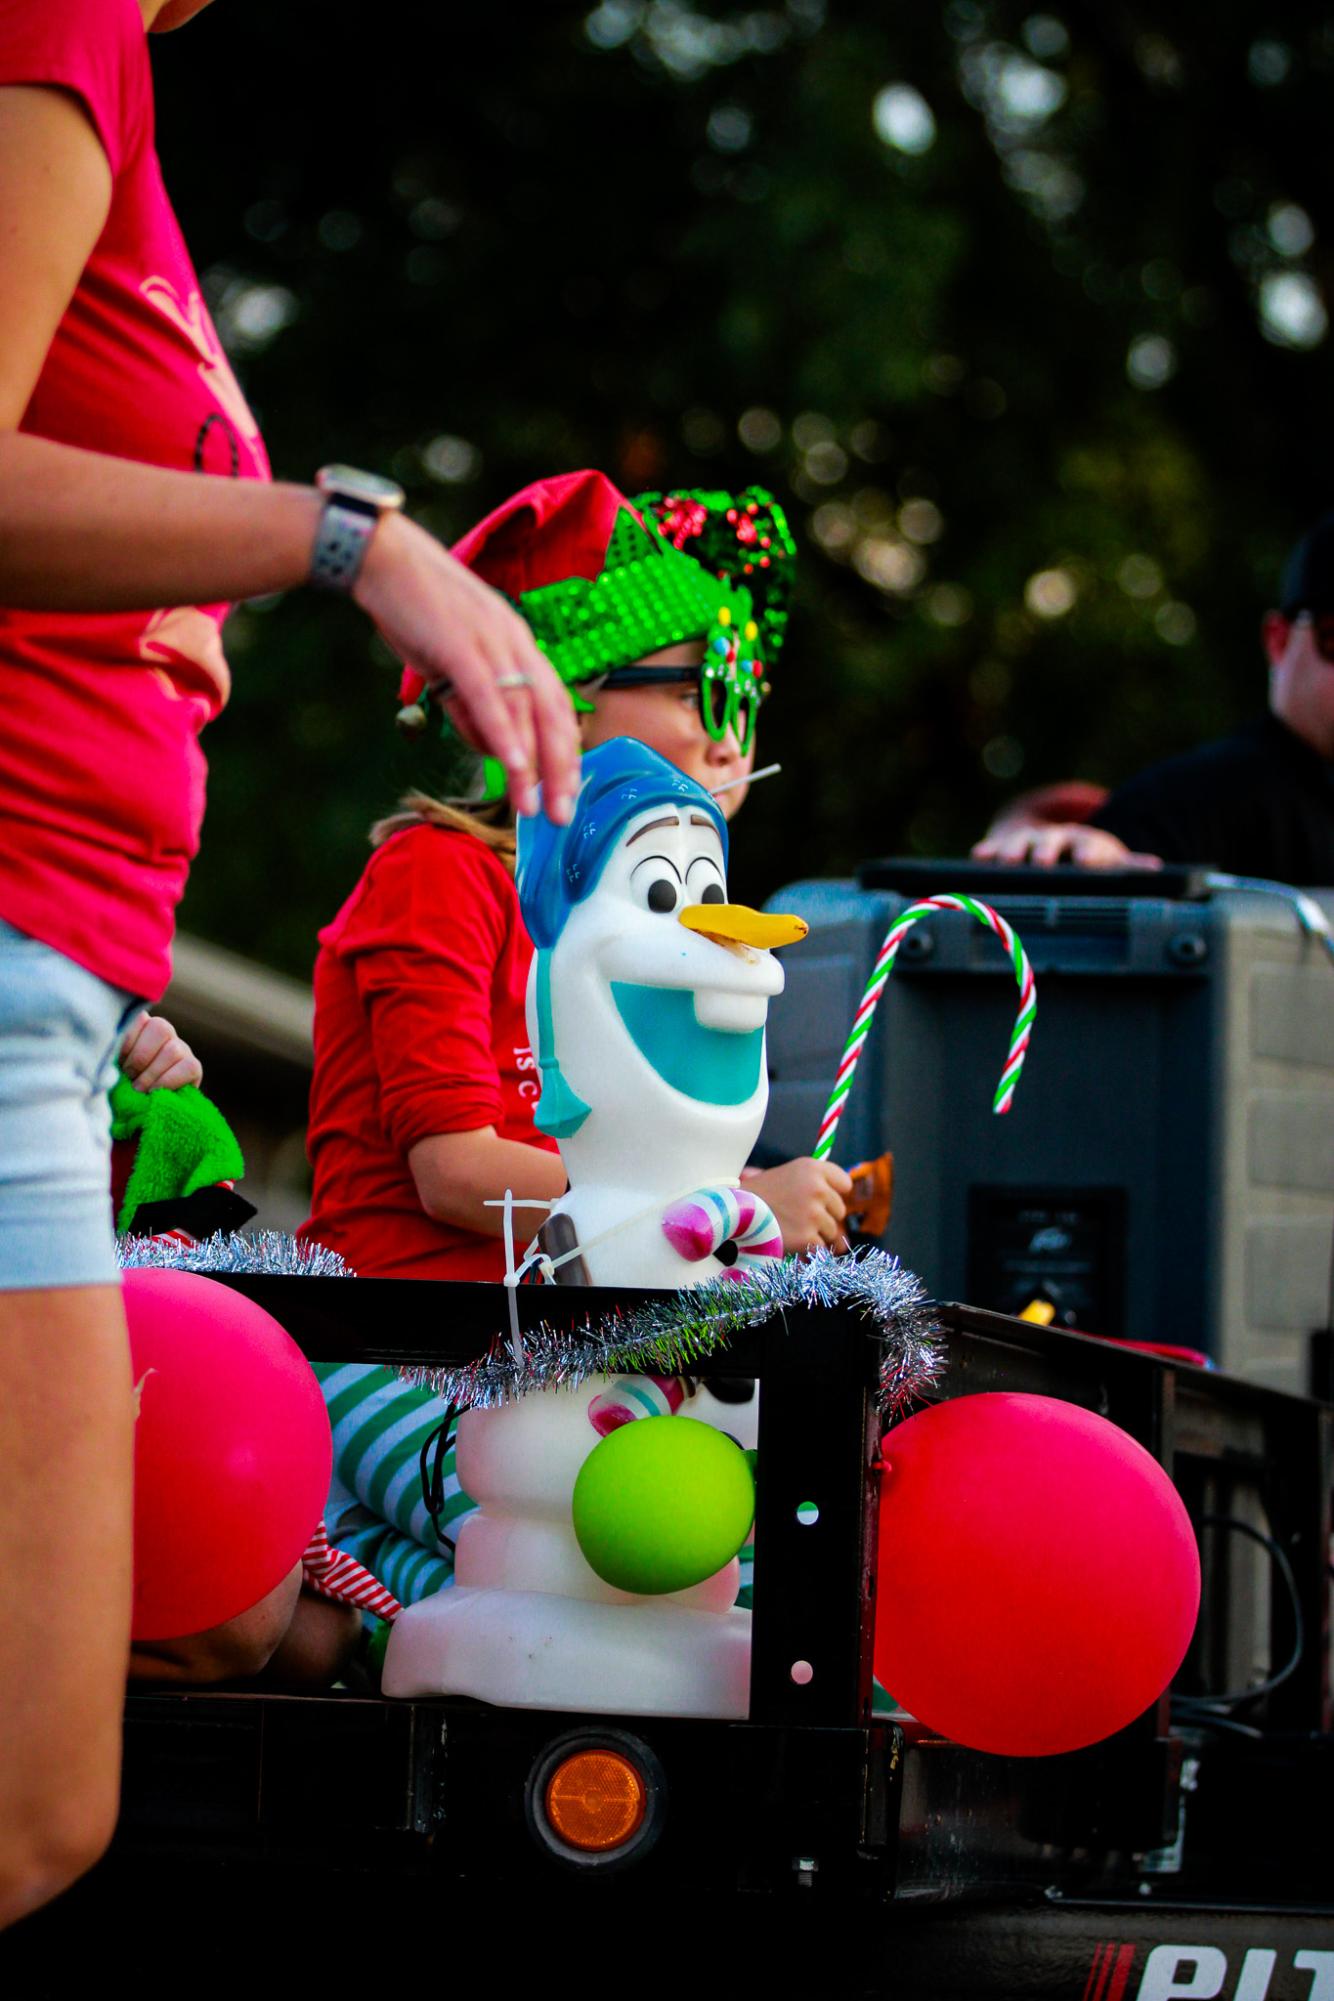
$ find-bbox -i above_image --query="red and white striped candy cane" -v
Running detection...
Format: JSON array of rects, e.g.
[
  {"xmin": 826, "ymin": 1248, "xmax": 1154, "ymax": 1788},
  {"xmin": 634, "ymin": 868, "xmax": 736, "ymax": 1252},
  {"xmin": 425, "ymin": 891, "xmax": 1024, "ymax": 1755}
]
[
  {"xmin": 661, "ymin": 1184, "xmax": 784, "ymax": 1281},
  {"xmin": 587, "ymin": 1374, "xmax": 689, "ymax": 1436},
  {"xmin": 814, "ymin": 893, "xmax": 1037, "ymax": 1162}
]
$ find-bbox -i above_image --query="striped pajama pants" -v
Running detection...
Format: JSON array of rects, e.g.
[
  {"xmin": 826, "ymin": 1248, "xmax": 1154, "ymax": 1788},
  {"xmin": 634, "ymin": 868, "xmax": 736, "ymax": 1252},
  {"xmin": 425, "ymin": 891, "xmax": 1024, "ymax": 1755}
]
[
  {"xmin": 313, "ymin": 1362, "xmax": 756, "ymax": 1616},
  {"xmin": 315, "ymin": 1364, "xmax": 897, "ymax": 1713}
]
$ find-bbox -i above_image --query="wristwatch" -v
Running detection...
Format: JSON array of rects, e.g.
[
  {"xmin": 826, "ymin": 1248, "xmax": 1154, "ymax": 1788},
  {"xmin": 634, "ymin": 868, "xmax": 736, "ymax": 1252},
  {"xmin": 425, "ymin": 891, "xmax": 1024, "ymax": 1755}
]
[{"xmin": 309, "ymin": 464, "xmax": 405, "ymax": 592}]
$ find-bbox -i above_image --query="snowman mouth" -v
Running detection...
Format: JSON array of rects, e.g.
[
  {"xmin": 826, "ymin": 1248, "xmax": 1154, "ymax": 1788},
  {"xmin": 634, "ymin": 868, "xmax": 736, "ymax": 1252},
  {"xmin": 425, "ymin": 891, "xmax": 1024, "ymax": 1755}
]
[
  {"xmin": 609, "ymin": 982, "xmax": 765, "ymax": 1106},
  {"xmin": 690, "ymin": 932, "xmax": 755, "ymax": 961}
]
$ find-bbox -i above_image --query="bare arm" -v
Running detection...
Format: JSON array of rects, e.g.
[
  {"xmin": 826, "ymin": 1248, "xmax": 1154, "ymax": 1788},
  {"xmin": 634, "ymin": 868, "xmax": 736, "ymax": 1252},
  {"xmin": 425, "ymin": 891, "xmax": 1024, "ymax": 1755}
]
[
  {"xmin": 0, "ymin": 1290, "xmax": 133, "ymax": 1925},
  {"xmin": 412, "ymin": 1138, "xmax": 854, "ymax": 1252},
  {"xmin": 407, "ymin": 1128, "xmax": 568, "ymax": 1238},
  {"xmin": 0, "ymin": 85, "xmax": 578, "ymax": 819}
]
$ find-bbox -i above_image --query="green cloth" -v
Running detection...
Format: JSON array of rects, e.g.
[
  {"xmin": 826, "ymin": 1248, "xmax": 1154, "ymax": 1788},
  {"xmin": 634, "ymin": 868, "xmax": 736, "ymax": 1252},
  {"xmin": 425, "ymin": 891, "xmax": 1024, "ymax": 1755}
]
[{"xmin": 109, "ymin": 1073, "xmax": 246, "ymax": 1234}]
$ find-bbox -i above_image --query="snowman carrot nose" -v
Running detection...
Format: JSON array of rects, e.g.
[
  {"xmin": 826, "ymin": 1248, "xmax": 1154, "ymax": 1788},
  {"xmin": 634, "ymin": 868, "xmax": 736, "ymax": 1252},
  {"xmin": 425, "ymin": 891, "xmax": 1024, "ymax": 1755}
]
[{"xmin": 678, "ymin": 904, "xmax": 808, "ymax": 949}]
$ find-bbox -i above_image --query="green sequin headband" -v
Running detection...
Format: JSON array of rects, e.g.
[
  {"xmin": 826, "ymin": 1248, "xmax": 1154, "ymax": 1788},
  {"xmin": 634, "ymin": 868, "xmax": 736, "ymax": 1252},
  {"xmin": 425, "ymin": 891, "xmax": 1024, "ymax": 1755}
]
[
  {"xmin": 513, "ymin": 506, "xmax": 755, "ymax": 712},
  {"xmin": 397, "ymin": 506, "xmax": 762, "ymax": 793}
]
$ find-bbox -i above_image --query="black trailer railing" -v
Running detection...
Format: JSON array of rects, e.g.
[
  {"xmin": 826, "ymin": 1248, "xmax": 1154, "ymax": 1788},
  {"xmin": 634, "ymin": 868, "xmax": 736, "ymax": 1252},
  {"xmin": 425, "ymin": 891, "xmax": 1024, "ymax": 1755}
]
[
  {"xmin": 224, "ymin": 1274, "xmax": 1332, "ymax": 1745},
  {"xmin": 5, "ymin": 1279, "xmax": 1330, "ymax": 1992}
]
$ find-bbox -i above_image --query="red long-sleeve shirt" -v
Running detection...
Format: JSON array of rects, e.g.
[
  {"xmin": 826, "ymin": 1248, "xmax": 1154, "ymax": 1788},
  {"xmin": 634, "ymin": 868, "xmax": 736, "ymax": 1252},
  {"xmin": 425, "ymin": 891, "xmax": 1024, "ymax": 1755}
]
[{"xmin": 301, "ymin": 823, "xmax": 558, "ymax": 1281}]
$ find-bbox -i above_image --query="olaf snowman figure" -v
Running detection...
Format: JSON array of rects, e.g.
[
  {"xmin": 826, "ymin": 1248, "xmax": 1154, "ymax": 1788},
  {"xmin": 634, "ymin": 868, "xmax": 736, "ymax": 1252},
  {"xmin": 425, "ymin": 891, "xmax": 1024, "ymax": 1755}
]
[
  {"xmin": 383, "ymin": 739, "xmax": 808, "ymax": 1718},
  {"xmin": 519, "ymin": 736, "xmax": 808, "ymax": 1287}
]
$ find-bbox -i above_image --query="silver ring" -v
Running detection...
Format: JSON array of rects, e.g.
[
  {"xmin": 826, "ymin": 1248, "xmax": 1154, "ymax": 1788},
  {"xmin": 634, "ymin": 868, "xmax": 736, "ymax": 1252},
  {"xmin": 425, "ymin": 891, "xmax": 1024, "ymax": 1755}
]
[{"xmin": 495, "ymin": 672, "xmax": 532, "ymax": 691}]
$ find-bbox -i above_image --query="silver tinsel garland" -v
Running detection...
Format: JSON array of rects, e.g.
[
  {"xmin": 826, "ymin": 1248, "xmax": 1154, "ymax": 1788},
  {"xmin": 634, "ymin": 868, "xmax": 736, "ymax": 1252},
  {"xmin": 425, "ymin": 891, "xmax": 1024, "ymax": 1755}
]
[
  {"xmin": 113, "ymin": 1232, "xmax": 941, "ymax": 1417},
  {"xmin": 398, "ymin": 1245, "xmax": 942, "ymax": 1416},
  {"xmin": 116, "ymin": 1229, "xmax": 356, "ymax": 1278}
]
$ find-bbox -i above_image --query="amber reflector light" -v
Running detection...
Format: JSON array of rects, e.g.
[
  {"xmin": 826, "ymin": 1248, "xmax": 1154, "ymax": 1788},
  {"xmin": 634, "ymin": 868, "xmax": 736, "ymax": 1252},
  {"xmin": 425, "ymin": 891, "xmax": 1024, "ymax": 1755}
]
[{"xmin": 544, "ymin": 1749, "xmax": 648, "ymax": 1852}]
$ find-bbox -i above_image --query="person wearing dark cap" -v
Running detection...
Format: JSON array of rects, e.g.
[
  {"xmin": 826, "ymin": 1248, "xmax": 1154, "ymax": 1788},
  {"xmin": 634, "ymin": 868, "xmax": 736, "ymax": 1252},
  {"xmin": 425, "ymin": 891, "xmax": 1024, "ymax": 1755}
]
[{"xmin": 973, "ymin": 516, "xmax": 1334, "ymax": 886}]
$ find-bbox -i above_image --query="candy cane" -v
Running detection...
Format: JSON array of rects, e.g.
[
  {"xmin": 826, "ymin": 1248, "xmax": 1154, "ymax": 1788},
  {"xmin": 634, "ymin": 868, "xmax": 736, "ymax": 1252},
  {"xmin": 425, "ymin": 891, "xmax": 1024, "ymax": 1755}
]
[
  {"xmin": 661, "ymin": 1184, "xmax": 783, "ymax": 1281},
  {"xmin": 814, "ymin": 894, "xmax": 1037, "ymax": 1162},
  {"xmin": 587, "ymin": 1375, "xmax": 688, "ymax": 1437}
]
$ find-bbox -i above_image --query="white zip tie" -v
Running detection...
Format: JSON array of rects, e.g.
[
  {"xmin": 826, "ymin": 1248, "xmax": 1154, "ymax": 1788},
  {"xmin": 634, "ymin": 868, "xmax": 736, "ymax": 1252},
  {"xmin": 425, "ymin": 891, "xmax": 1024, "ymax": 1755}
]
[
  {"xmin": 497, "ymin": 1188, "xmax": 523, "ymax": 1366},
  {"xmin": 530, "ymin": 1178, "xmax": 746, "ymax": 1280},
  {"xmin": 484, "ymin": 1193, "xmax": 562, "ymax": 1355}
]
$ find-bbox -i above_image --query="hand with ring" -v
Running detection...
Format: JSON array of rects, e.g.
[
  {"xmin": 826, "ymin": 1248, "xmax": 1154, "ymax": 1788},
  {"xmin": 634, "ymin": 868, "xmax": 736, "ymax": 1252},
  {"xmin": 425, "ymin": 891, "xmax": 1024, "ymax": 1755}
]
[{"xmin": 353, "ymin": 517, "xmax": 578, "ymax": 822}]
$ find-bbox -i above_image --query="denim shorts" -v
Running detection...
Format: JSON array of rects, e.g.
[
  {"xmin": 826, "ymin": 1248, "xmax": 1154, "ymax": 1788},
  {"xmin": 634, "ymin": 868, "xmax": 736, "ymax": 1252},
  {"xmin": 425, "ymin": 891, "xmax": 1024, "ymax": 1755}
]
[{"xmin": 0, "ymin": 918, "xmax": 140, "ymax": 1291}]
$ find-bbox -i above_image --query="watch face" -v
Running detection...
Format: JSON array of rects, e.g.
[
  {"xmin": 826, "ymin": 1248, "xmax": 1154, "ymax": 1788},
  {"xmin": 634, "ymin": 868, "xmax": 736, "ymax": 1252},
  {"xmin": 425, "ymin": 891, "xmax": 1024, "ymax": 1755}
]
[{"xmin": 316, "ymin": 464, "xmax": 405, "ymax": 510}]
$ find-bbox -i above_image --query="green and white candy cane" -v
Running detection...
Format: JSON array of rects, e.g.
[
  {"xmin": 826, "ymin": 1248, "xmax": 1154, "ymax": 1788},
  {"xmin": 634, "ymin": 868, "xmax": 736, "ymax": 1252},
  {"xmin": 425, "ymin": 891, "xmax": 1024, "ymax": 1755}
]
[{"xmin": 814, "ymin": 893, "xmax": 1037, "ymax": 1162}]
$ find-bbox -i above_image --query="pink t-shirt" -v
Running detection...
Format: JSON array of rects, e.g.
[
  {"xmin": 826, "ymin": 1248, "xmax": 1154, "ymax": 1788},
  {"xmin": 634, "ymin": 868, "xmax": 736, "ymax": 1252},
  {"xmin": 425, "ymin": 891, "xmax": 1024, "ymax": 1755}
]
[{"xmin": 0, "ymin": 0, "xmax": 270, "ymax": 999}]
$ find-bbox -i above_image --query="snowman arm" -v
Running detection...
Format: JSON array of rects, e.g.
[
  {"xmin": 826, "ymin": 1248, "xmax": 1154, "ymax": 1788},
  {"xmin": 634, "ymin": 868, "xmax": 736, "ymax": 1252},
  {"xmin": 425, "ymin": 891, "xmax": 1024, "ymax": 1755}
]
[{"xmin": 661, "ymin": 1184, "xmax": 784, "ymax": 1274}]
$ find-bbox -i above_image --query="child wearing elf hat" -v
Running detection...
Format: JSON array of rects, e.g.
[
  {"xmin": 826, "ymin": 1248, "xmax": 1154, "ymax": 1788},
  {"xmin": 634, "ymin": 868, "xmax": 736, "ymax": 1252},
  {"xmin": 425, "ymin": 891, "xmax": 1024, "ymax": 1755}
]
[
  {"xmin": 300, "ymin": 469, "xmax": 855, "ymax": 1618},
  {"xmin": 302, "ymin": 470, "xmax": 847, "ymax": 1280}
]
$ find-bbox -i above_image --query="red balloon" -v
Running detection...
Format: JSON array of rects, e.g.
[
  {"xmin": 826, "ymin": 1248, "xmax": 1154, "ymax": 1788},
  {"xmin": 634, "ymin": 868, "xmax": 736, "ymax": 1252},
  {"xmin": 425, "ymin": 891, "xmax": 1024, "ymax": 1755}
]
[
  {"xmin": 122, "ymin": 1266, "xmax": 332, "ymax": 1641},
  {"xmin": 874, "ymin": 1393, "xmax": 1199, "ymax": 1756}
]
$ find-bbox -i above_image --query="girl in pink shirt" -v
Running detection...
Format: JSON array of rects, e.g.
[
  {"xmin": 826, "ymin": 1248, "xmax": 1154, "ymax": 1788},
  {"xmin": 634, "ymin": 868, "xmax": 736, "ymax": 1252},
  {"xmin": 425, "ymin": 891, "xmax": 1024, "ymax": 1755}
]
[{"xmin": 0, "ymin": 0, "xmax": 578, "ymax": 1930}]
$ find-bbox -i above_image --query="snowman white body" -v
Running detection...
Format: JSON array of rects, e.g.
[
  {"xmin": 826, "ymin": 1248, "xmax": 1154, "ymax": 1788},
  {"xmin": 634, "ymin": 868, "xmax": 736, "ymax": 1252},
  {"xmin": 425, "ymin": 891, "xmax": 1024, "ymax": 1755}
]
[
  {"xmin": 383, "ymin": 1372, "xmax": 753, "ymax": 1716},
  {"xmin": 383, "ymin": 781, "xmax": 797, "ymax": 1718}
]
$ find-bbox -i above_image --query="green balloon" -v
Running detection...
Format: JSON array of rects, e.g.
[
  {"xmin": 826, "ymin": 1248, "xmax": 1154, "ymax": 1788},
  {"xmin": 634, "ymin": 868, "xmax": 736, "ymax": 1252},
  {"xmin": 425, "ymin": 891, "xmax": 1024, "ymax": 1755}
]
[{"xmin": 571, "ymin": 1415, "xmax": 756, "ymax": 1596}]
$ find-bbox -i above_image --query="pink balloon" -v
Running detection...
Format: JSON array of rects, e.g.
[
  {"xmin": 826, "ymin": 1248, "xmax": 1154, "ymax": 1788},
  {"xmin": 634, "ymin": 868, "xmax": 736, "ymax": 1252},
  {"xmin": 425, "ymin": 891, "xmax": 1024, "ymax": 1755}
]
[
  {"xmin": 874, "ymin": 1393, "xmax": 1200, "ymax": 1756},
  {"xmin": 122, "ymin": 1266, "xmax": 332, "ymax": 1641}
]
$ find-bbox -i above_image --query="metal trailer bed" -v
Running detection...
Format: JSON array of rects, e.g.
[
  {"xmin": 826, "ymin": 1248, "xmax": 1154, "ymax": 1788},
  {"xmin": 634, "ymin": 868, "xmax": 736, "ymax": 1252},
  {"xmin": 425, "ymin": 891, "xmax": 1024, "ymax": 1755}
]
[{"xmin": 7, "ymin": 1277, "xmax": 1332, "ymax": 1995}]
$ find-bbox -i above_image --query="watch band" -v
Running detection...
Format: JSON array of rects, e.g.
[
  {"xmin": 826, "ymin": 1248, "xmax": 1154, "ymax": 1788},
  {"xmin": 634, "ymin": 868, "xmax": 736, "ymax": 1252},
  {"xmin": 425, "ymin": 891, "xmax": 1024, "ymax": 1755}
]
[
  {"xmin": 309, "ymin": 465, "xmax": 405, "ymax": 594},
  {"xmin": 309, "ymin": 498, "xmax": 381, "ymax": 593}
]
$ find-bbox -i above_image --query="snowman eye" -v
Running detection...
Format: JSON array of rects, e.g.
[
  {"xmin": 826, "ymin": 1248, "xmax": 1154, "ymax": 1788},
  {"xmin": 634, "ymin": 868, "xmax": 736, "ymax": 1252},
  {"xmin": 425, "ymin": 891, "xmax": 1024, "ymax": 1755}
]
[
  {"xmin": 685, "ymin": 855, "xmax": 726, "ymax": 904},
  {"xmin": 631, "ymin": 854, "xmax": 684, "ymax": 914},
  {"xmin": 646, "ymin": 877, "xmax": 679, "ymax": 914}
]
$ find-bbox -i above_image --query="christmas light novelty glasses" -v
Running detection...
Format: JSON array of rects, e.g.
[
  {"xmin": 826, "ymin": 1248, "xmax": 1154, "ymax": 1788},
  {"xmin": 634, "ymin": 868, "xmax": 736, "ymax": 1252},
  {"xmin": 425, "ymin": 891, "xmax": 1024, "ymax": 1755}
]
[
  {"xmin": 701, "ymin": 606, "xmax": 767, "ymax": 753},
  {"xmin": 600, "ymin": 606, "xmax": 769, "ymax": 754}
]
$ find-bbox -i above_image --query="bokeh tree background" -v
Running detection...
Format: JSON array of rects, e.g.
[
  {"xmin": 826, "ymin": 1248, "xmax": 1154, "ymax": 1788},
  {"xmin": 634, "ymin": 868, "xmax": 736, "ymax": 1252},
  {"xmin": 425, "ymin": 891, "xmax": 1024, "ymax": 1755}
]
[{"xmin": 154, "ymin": 0, "xmax": 1334, "ymax": 973}]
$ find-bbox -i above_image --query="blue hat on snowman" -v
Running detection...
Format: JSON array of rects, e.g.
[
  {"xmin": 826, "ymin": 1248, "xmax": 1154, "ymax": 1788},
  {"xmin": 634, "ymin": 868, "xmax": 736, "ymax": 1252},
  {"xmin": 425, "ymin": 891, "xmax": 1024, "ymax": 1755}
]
[{"xmin": 516, "ymin": 739, "xmax": 729, "ymax": 1137}]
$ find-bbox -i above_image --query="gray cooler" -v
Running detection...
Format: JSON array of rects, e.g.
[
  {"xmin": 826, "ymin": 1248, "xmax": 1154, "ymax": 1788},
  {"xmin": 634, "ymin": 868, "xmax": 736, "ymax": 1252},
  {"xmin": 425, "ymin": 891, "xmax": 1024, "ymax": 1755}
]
[{"xmin": 761, "ymin": 861, "xmax": 1334, "ymax": 1395}]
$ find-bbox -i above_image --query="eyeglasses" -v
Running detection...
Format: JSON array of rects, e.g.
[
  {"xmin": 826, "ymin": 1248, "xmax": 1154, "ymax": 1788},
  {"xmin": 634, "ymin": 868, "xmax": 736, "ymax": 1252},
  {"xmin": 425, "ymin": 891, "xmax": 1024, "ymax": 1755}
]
[
  {"xmin": 1291, "ymin": 611, "xmax": 1334, "ymax": 663},
  {"xmin": 597, "ymin": 653, "xmax": 769, "ymax": 753}
]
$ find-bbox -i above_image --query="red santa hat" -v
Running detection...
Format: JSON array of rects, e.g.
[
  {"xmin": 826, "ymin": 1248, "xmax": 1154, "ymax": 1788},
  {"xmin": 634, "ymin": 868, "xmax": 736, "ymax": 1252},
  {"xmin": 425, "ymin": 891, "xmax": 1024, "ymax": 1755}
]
[{"xmin": 396, "ymin": 469, "xmax": 748, "ymax": 716}]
